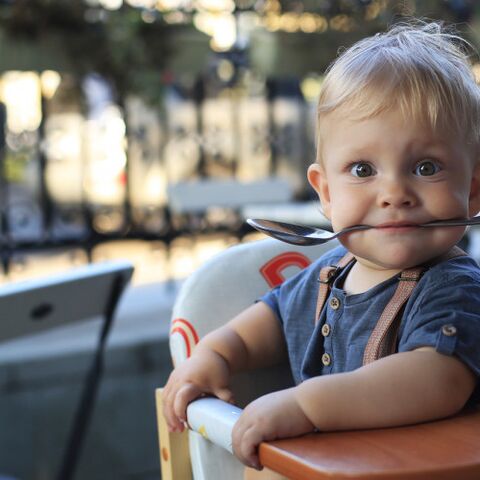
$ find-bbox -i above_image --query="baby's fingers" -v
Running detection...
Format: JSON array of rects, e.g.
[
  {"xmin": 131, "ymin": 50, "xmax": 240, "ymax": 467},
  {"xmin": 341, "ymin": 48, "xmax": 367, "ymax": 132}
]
[
  {"xmin": 173, "ymin": 383, "xmax": 204, "ymax": 423},
  {"xmin": 233, "ymin": 428, "xmax": 263, "ymax": 470},
  {"xmin": 233, "ymin": 422, "xmax": 263, "ymax": 470},
  {"xmin": 163, "ymin": 389, "xmax": 186, "ymax": 432},
  {"xmin": 213, "ymin": 387, "xmax": 235, "ymax": 405},
  {"xmin": 163, "ymin": 379, "xmax": 199, "ymax": 432}
]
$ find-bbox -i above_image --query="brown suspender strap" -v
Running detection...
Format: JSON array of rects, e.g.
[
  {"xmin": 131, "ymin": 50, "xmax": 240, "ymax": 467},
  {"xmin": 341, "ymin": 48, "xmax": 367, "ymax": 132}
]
[
  {"xmin": 362, "ymin": 266, "xmax": 424, "ymax": 365},
  {"xmin": 315, "ymin": 252, "xmax": 355, "ymax": 325},
  {"xmin": 362, "ymin": 245, "xmax": 467, "ymax": 365}
]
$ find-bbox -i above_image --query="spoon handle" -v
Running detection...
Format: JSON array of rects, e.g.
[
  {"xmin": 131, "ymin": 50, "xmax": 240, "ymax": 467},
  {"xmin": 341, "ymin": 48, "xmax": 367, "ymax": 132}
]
[{"xmin": 421, "ymin": 216, "xmax": 480, "ymax": 227}]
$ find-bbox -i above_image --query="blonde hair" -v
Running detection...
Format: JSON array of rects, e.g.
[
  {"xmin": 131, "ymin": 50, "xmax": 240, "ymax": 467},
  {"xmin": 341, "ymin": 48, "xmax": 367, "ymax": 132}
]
[{"xmin": 317, "ymin": 21, "xmax": 480, "ymax": 158}]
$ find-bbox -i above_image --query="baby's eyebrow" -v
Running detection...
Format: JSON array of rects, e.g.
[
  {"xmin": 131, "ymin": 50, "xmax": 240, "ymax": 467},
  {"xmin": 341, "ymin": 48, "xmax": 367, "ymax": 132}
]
[
  {"xmin": 407, "ymin": 135, "xmax": 451, "ymax": 150},
  {"xmin": 336, "ymin": 144, "xmax": 374, "ymax": 157}
]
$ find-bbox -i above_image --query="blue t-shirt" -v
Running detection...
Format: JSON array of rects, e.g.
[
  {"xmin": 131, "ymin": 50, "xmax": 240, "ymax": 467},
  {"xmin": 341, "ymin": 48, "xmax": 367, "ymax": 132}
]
[{"xmin": 261, "ymin": 245, "xmax": 480, "ymax": 400}]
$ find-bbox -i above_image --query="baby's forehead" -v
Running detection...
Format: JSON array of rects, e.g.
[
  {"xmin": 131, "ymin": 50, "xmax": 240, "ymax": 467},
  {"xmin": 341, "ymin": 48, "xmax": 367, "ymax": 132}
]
[{"xmin": 317, "ymin": 107, "xmax": 473, "ymax": 161}]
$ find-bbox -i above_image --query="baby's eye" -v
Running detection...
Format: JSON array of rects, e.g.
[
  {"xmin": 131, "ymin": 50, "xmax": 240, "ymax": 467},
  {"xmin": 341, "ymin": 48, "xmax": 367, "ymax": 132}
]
[
  {"xmin": 350, "ymin": 162, "xmax": 375, "ymax": 178},
  {"xmin": 414, "ymin": 160, "xmax": 440, "ymax": 176}
]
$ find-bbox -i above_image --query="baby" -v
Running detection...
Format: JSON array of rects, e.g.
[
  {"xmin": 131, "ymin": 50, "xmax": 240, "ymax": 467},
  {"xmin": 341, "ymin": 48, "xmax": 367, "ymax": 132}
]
[{"xmin": 163, "ymin": 21, "xmax": 480, "ymax": 473}]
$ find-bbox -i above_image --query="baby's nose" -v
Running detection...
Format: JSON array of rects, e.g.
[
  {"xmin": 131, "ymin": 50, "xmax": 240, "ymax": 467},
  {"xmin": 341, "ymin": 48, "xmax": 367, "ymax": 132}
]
[{"xmin": 377, "ymin": 179, "xmax": 417, "ymax": 208}]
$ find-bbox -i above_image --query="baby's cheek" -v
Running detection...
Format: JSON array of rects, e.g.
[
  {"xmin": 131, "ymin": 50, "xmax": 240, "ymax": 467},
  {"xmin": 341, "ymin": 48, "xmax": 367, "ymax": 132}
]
[
  {"xmin": 336, "ymin": 229, "xmax": 367, "ymax": 255},
  {"xmin": 331, "ymin": 206, "xmax": 364, "ymax": 231},
  {"xmin": 434, "ymin": 189, "xmax": 469, "ymax": 217},
  {"xmin": 432, "ymin": 225, "xmax": 466, "ymax": 248}
]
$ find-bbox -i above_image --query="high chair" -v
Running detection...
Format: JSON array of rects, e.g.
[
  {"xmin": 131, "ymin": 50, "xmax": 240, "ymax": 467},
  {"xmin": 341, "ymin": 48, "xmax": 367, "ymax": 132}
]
[{"xmin": 156, "ymin": 238, "xmax": 480, "ymax": 480}]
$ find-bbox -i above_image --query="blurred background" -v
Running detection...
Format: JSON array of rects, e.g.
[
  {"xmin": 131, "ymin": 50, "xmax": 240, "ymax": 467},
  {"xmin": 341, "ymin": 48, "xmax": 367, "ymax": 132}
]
[
  {"xmin": 0, "ymin": 1, "xmax": 479, "ymax": 479},
  {"xmin": 0, "ymin": 0, "xmax": 478, "ymax": 283}
]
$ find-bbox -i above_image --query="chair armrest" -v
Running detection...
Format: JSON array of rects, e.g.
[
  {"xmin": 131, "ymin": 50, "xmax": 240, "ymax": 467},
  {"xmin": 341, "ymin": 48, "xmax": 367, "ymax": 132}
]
[{"xmin": 187, "ymin": 398, "xmax": 243, "ymax": 453}]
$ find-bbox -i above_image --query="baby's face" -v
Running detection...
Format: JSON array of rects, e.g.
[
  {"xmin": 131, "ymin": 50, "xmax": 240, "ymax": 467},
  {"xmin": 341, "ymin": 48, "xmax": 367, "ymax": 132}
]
[{"xmin": 308, "ymin": 108, "xmax": 480, "ymax": 273}]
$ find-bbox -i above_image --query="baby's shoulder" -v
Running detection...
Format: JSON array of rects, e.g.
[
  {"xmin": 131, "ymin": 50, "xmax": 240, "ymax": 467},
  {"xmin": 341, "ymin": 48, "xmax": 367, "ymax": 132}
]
[
  {"xmin": 421, "ymin": 254, "xmax": 480, "ymax": 287},
  {"xmin": 410, "ymin": 254, "xmax": 480, "ymax": 310}
]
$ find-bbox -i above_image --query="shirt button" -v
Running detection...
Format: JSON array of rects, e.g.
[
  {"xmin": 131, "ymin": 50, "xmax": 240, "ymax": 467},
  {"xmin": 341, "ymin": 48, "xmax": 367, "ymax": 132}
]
[
  {"xmin": 321, "ymin": 324, "xmax": 331, "ymax": 337},
  {"xmin": 322, "ymin": 353, "xmax": 331, "ymax": 366},
  {"xmin": 329, "ymin": 297, "xmax": 341, "ymax": 310},
  {"xmin": 442, "ymin": 324, "xmax": 457, "ymax": 337}
]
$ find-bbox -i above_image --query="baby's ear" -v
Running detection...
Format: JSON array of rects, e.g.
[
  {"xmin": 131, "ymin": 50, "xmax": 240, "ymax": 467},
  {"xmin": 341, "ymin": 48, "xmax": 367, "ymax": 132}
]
[
  {"xmin": 468, "ymin": 163, "xmax": 480, "ymax": 217},
  {"xmin": 307, "ymin": 163, "xmax": 331, "ymax": 220}
]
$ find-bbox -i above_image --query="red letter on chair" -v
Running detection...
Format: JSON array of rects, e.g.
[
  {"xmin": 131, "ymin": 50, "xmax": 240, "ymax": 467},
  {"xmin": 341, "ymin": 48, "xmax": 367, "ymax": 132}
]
[{"xmin": 260, "ymin": 252, "xmax": 311, "ymax": 288}]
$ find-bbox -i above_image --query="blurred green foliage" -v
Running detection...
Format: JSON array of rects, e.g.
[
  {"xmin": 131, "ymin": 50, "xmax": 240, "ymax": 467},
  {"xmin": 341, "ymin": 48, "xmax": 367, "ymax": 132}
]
[
  {"xmin": 0, "ymin": 0, "xmax": 477, "ymax": 105},
  {"xmin": 0, "ymin": 0, "xmax": 177, "ymax": 104}
]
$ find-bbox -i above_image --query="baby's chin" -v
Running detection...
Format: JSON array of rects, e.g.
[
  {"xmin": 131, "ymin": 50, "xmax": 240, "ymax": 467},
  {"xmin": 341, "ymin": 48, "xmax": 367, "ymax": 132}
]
[
  {"xmin": 360, "ymin": 257, "xmax": 424, "ymax": 272},
  {"xmin": 352, "ymin": 245, "xmax": 452, "ymax": 272}
]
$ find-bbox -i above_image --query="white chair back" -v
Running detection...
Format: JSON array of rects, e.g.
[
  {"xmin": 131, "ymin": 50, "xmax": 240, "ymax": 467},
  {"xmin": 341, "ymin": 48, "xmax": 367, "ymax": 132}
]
[{"xmin": 169, "ymin": 238, "xmax": 336, "ymax": 480}]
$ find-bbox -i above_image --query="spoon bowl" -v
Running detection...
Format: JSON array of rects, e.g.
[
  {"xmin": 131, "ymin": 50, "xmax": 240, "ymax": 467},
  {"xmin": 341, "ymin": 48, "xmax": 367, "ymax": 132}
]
[{"xmin": 247, "ymin": 216, "xmax": 480, "ymax": 246}]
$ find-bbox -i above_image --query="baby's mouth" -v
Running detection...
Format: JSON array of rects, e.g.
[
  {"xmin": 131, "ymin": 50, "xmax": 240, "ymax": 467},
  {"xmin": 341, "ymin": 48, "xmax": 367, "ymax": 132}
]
[{"xmin": 374, "ymin": 222, "xmax": 420, "ymax": 232}]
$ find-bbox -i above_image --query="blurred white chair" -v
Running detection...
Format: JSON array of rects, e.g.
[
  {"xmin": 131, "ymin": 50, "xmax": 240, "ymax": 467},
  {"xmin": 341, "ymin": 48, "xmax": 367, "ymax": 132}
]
[
  {"xmin": 156, "ymin": 238, "xmax": 334, "ymax": 480},
  {"xmin": 167, "ymin": 178, "xmax": 293, "ymax": 215},
  {"xmin": 166, "ymin": 177, "xmax": 294, "ymax": 234}
]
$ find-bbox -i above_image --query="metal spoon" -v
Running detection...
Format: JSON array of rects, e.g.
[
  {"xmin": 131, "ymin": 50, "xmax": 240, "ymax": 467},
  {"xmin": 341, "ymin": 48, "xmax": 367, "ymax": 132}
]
[{"xmin": 247, "ymin": 217, "xmax": 480, "ymax": 246}]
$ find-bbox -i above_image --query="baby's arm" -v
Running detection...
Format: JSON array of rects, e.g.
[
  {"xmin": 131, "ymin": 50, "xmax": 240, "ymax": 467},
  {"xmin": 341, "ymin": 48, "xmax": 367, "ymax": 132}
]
[
  {"xmin": 296, "ymin": 347, "xmax": 475, "ymax": 429},
  {"xmin": 163, "ymin": 302, "xmax": 288, "ymax": 433},
  {"xmin": 233, "ymin": 347, "xmax": 475, "ymax": 468}
]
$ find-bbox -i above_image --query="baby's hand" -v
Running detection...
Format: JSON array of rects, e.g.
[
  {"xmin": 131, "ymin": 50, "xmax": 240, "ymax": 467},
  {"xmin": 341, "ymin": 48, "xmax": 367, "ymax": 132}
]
[
  {"xmin": 163, "ymin": 349, "xmax": 234, "ymax": 433},
  {"xmin": 232, "ymin": 387, "xmax": 314, "ymax": 469}
]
